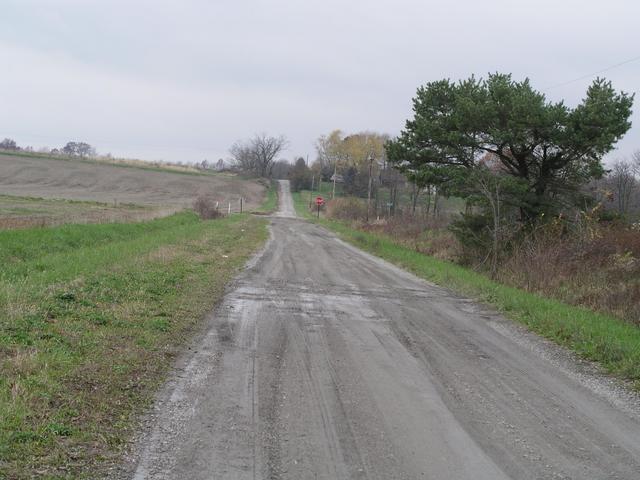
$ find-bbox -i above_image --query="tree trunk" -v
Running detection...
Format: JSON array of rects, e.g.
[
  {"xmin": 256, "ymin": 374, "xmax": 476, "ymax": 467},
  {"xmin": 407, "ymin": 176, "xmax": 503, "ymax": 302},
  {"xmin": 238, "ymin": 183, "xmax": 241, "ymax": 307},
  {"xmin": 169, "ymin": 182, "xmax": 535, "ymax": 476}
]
[
  {"xmin": 332, "ymin": 162, "xmax": 337, "ymax": 199},
  {"xmin": 366, "ymin": 156, "xmax": 373, "ymax": 222},
  {"xmin": 392, "ymin": 183, "xmax": 398, "ymax": 216},
  {"xmin": 491, "ymin": 183, "xmax": 500, "ymax": 279},
  {"xmin": 433, "ymin": 189, "xmax": 439, "ymax": 218}
]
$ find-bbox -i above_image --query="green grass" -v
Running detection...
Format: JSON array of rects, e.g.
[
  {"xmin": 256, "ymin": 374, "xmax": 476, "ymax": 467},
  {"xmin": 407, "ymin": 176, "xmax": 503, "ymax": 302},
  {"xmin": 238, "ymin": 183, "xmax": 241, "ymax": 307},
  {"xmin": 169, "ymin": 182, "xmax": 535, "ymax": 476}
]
[
  {"xmin": 0, "ymin": 212, "xmax": 268, "ymax": 478},
  {"xmin": 297, "ymin": 184, "xmax": 464, "ymax": 218},
  {"xmin": 293, "ymin": 190, "xmax": 640, "ymax": 389},
  {"xmin": 0, "ymin": 194, "xmax": 159, "ymax": 229},
  {"xmin": 0, "ymin": 194, "xmax": 141, "ymax": 213},
  {"xmin": 254, "ymin": 180, "xmax": 278, "ymax": 214},
  {"xmin": 311, "ymin": 180, "xmax": 344, "ymax": 197}
]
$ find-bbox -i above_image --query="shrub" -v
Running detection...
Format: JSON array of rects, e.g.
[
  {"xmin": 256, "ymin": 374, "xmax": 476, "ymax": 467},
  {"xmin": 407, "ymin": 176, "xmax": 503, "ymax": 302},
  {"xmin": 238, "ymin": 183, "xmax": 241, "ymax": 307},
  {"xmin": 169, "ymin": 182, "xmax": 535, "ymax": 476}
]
[
  {"xmin": 193, "ymin": 196, "xmax": 224, "ymax": 220},
  {"xmin": 289, "ymin": 158, "xmax": 312, "ymax": 192},
  {"xmin": 449, "ymin": 213, "xmax": 493, "ymax": 263},
  {"xmin": 497, "ymin": 221, "xmax": 640, "ymax": 324},
  {"xmin": 326, "ymin": 197, "xmax": 368, "ymax": 221},
  {"xmin": 360, "ymin": 213, "xmax": 461, "ymax": 261}
]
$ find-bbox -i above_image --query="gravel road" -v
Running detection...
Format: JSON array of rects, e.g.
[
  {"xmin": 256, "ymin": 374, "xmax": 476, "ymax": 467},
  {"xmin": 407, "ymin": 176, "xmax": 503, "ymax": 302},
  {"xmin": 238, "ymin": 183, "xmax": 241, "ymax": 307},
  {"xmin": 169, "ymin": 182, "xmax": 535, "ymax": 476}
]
[{"xmin": 121, "ymin": 180, "xmax": 640, "ymax": 479}]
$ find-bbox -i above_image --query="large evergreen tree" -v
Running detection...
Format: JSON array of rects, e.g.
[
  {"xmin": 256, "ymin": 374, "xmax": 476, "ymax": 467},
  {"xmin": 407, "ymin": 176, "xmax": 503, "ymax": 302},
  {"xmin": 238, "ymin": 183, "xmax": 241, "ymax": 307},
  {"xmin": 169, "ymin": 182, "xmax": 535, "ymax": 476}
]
[{"xmin": 386, "ymin": 73, "xmax": 634, "ymax": 221}]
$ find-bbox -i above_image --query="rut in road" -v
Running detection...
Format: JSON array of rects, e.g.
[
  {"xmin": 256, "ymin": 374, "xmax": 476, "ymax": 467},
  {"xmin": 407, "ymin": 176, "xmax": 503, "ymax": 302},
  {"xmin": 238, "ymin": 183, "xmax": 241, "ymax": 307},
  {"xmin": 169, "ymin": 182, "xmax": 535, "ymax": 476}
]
[{"xmin": 123, "ymin": 180, "xmax": 640, "ymax": 480}]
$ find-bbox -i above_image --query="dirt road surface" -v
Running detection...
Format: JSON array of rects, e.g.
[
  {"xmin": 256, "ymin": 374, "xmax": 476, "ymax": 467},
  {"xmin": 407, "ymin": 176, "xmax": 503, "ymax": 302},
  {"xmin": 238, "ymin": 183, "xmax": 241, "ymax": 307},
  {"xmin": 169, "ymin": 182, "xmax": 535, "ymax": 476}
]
[{"xmin": 121, "ymin": 180, "xmax": 640, "ymax": 479}]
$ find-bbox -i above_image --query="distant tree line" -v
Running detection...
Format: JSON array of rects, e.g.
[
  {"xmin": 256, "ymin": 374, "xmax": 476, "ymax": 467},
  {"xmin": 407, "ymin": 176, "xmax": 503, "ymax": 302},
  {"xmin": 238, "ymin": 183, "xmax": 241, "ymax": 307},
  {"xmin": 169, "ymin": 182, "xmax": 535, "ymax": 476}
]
[
  {"xmin": 0, "ymin": 138, "xmax": 99, "ymax": 159},
  {"xmin": 297, "ymin": 130, "xmax": 408, "ymax": 218},
  {"xmin": 196, "ymin": 158, "xmax": 226, "ymax": 172},
  {"xmin": 0, "ymin": 138, "xmax": 18, "ymax": 150},
  {"xmin": 590, "ymin": 152, "xmax": 640, "ymax": 219}
]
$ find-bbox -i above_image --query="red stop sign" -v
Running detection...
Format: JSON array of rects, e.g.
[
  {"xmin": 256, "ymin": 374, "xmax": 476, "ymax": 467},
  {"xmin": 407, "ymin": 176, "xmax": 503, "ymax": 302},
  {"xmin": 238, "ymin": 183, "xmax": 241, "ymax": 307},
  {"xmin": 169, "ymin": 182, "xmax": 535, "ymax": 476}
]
[{"xmin": 315, "ymin": 196, "xmax": 325, "ymax": 206}]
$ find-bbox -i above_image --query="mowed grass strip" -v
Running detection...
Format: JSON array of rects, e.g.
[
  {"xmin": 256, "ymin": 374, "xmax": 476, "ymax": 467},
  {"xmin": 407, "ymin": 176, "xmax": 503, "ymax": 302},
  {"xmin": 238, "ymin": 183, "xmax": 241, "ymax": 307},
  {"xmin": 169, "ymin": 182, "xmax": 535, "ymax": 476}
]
[
  {"xmin": 0, "ymin": 212, "xmax": 267, "ymax": 478},
  {"xmin": 291, "ymin": 191, "xmax": 640, "ymax": 389},
  {"xmin": 253, "ymin": 181, "xmax": 278, "ymax": 214},
  {"xmin": 0, "ymin": 194, "xmax": 165, "ymax": 230}
]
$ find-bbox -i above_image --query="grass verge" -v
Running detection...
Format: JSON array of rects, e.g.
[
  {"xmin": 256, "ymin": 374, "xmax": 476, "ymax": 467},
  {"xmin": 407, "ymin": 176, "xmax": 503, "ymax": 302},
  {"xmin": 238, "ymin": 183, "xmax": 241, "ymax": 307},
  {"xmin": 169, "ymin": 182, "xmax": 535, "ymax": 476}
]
[
  {"xmin": 253, "ymin": 180, "xmax": 278, "ymax": 214},
  {"xmin": 0, "ymin": 212, "xmax": 267, "ymax": 478},
  {"xmin": 292, "ymin": 190, "xmax": 640, "ymax": 389},
  {"xmin": 0, "ymin": 194, "xmax": 167, "ymax": 230}
]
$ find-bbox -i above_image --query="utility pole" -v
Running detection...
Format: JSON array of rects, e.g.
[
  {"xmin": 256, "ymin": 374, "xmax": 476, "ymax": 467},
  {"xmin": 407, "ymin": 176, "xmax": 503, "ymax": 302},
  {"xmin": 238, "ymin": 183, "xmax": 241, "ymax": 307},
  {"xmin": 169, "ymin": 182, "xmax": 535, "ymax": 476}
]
[
  {"xmin": 309, "ymin": 175, "xmax": 315, "ymax": 209},
  {"xmin": 366, "ymin": 154, "xmax": 374, "ymax": 222},
  {"xmin": 332, "ymin": 162, "xmax": 337, "ymax": 199}
]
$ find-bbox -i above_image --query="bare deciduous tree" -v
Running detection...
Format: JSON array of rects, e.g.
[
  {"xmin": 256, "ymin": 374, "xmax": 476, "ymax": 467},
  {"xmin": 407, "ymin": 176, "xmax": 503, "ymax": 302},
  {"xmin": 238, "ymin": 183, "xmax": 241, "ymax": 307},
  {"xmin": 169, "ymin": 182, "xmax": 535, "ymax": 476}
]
[
  {"xmin": 0, "ymin": 138, "xmax": 18, "ymax": 150},
  {"xmin": 271, "ymin": 159, "xmax": 292, "ymax": 179},
  {"xmin": 229, "ymin": 141, "xmax": 255, "ymax": 172},
  {"xmin": 633, "ymin": 150, "xmax": 640, "ymax": 176},
  {"xmin": 609, "ymin": 160, "xmax": 637, "ymax": 215},
  {"xmin": 230, "ymin": 133, "xmax": 288, "ymax": 177},
  {"xmin": 62, "ymin": 141, "xmax": 96, "ymax": 158}
]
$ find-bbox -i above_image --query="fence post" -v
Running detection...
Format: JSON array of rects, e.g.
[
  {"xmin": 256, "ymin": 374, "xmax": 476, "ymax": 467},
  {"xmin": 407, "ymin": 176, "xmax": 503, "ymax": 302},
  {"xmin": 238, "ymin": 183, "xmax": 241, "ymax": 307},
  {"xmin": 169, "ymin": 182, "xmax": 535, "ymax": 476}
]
[{"xmin": 228, "ymin": 202, "xmax": 231, "ymax": 215}]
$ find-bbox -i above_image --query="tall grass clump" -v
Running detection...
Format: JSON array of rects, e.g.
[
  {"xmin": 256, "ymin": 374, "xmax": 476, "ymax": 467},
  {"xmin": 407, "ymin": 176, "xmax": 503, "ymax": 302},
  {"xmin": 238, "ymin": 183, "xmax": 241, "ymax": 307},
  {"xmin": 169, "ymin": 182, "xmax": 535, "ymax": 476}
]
[{"xmin": 193, "ymin": 195, "xmax": 224, "ymax": 219}]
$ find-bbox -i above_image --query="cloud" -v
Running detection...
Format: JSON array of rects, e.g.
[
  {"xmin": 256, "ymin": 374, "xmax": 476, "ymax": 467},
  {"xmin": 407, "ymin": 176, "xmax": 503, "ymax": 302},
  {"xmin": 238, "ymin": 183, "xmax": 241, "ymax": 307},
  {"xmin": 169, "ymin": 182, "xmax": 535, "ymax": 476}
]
[{"xmin": 1, "ymin": 0, "xmax": 639, "ymax": 163}]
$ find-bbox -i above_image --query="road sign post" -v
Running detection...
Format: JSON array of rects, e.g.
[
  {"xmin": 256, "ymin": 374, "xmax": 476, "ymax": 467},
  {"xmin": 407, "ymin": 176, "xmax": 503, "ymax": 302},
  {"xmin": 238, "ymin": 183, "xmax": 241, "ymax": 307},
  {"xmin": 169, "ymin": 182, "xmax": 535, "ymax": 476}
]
[{"xmin": 315, "ymin": 196, "xmax": 324, "ymax": 218}]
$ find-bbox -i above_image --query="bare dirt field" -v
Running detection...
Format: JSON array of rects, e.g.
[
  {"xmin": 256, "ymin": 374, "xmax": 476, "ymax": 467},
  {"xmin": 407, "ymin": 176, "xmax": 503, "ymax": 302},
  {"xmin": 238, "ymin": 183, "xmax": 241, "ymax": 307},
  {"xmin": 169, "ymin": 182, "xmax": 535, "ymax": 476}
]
[{"xmin": 0, "ymin": 153, "xmax": 265, "ymax": 212}]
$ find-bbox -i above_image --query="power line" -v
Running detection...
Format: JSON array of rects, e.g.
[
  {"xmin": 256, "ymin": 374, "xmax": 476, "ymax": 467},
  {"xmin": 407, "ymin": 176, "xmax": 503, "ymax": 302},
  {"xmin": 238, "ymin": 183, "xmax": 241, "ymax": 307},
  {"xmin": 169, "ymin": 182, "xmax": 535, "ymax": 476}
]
[{"xmin": 543, "ymin": 54, "xmax": 640, "ymax": 91}]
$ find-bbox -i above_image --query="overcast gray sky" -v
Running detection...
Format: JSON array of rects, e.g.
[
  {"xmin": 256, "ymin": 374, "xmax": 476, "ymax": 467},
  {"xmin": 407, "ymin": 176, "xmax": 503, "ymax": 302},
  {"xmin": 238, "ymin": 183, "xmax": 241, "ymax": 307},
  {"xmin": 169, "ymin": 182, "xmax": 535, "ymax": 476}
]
[{"xmin": 1, "ymin": 0, "xmax": 639, "ymax": 164}]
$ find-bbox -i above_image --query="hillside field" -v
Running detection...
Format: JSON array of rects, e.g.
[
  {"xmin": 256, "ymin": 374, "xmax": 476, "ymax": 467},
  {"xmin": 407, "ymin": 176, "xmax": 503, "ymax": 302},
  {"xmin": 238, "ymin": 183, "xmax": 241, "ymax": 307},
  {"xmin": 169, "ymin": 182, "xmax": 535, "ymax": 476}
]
[{"xmin": 0, "ymin": 153, "xmax": 265, "ymax": 215}]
